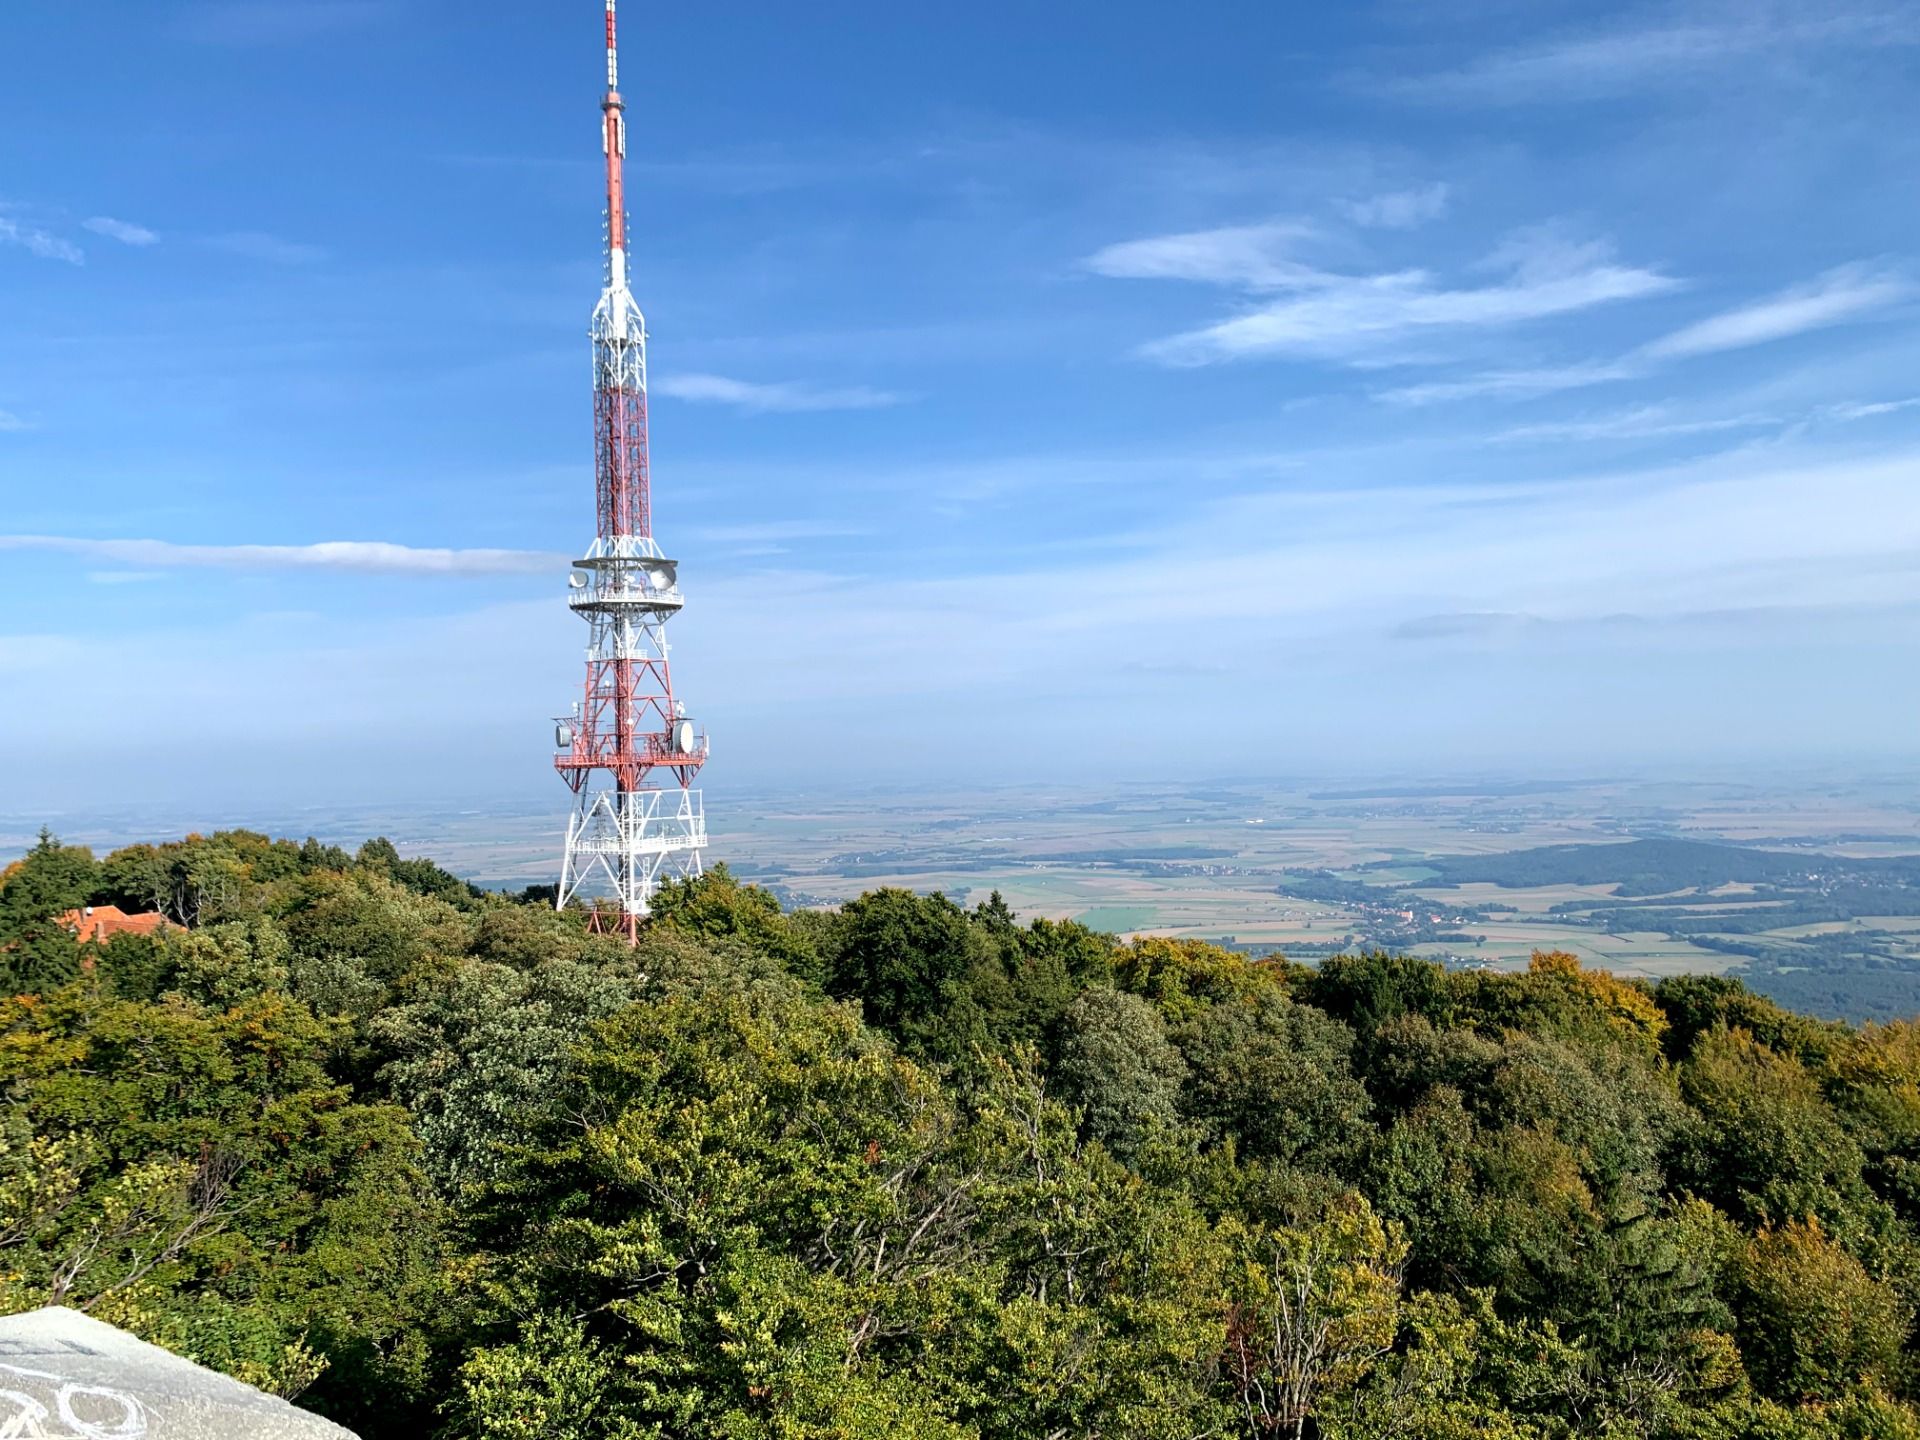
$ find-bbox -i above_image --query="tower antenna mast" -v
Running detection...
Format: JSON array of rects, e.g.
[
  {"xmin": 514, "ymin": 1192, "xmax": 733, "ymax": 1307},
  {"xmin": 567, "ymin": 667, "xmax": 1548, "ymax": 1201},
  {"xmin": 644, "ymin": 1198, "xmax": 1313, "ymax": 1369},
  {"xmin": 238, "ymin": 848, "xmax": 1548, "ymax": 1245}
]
[{"xmin": 552, "ymin": 0, "xmax": 709, "ymax": 941}]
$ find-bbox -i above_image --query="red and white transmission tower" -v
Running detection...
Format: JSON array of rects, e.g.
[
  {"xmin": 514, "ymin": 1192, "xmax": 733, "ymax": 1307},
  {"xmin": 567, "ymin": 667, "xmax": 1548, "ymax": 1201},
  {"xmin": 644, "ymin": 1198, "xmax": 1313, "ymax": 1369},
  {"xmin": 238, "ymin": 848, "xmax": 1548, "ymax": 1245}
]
[{"xmin": 553, "ymin": 0, "xmax": 708, "ymax": 941}]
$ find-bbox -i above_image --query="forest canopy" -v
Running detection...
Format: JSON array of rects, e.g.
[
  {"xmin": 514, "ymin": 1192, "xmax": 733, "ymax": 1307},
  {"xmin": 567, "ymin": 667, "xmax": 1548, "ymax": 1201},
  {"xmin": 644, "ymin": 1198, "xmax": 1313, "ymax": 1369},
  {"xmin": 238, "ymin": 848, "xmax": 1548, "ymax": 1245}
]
[{"xmin": 6, "ymin": 826, "xmax": 1920, "ymax": 1438}]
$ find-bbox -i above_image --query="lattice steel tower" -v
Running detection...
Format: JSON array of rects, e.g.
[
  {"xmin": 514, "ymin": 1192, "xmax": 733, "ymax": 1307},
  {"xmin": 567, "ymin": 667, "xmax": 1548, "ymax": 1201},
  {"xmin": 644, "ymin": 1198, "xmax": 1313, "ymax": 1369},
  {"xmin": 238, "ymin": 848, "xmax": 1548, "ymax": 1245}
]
[{"xmin": 553, "ymin": 0, "xmax": 709, "ymax": 941}]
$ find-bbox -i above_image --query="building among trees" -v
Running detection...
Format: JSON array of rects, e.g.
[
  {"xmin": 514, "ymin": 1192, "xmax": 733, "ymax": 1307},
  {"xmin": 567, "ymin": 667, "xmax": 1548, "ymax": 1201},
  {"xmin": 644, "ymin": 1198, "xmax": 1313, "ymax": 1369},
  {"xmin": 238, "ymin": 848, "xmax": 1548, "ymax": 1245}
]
[{"xmin": 58, "ymin": 903, "xmax": 177, "ymax": 945}]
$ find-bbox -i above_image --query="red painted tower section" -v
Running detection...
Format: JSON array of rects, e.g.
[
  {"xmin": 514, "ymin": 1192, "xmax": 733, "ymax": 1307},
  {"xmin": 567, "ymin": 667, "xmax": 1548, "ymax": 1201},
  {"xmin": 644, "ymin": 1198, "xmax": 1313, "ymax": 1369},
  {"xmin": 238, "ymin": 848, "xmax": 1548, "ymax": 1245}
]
[{"xmin": 594, "ymin": 0, "xmax": 648, "ymax": 543}]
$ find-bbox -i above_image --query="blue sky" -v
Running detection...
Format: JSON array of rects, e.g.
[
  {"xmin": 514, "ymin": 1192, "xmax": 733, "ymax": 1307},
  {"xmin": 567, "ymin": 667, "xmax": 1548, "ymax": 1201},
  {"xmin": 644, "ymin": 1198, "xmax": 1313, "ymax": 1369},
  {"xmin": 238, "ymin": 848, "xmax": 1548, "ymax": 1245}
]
[{"xmin": 3, "ymin": 0, "xmax": 1920, "ymax": 811}]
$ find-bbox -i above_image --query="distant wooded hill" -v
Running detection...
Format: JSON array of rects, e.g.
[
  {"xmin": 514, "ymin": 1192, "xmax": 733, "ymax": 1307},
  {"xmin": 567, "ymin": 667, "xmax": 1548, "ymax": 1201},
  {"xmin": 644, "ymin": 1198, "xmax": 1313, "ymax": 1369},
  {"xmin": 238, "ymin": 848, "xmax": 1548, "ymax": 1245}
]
[{"xmin": 1398, "ymin": 837, "xmax": 1920, "ymax": 895}]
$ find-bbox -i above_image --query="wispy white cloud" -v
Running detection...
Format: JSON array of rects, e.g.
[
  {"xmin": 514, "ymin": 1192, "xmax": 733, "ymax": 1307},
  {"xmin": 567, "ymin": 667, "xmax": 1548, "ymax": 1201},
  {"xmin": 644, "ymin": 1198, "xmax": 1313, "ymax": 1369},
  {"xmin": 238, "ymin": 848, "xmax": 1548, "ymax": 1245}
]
[
  {"xmin": 1485, "ymin": 396, "xmax": 1920, "ymax": 448},
  {"xmin": 1377, "ymin": 361, "xmax": 1642, "ymax": 406},
  {"xmin": 1128, "ymin": 233, "xmax": 1676, "ymax": 366},
  {"xmin": 203, "ymin": 231, "xmax": 327, "ymax": 265},
  {"xmin": 1082, "ymin": 222, "xmax": 1323, "ymax": 290},
  {"xmin": 0, "ymin": 410, "xmax": 30, "ymax": 433},
  {"xmin": 1385, "ymin": 24, "xmax": 1765, "ymax": 104},
  {"xmin": 674, "ymin": 438, "xmax": 1920, "ymax": 721},
  {"xmin": 179, "ymin": 1, "xmax": 386, "ymax": 46},
  {"xmin": 1643, "ymin": 263, "xmax": 1914, "ymax": 359},
  {"xmin": 1376, "ymin": 10, "xmax": 1918, "ymax": 106},
  {"xmin": 1486, "ymin": 405, "xmax": 1776, "ymax": 445},
  {"xmin": 1336, "ymin": 183, "xmax": 1451, "ymax": 229},
  {"xmin": 84, "ymin": 217, "xmax": 159, "ymax": 246},
  {"xmin": 0, "ymin": 217, "xmax": 83, "ymax": 265},
  {"xmin": 1828, "ymin": 397, "xmax": 1920, "ymax": 421},
  {"xmin": 1378, "ymin": 262, "xmax": 1915, "ymax": 406},
  {"xmin": 655, "ymin": 373, "xmax": 903, "ymax": 413},
  {"xmin": 0, "ymin": 536, "xmax": 562, "ymax": 577}
]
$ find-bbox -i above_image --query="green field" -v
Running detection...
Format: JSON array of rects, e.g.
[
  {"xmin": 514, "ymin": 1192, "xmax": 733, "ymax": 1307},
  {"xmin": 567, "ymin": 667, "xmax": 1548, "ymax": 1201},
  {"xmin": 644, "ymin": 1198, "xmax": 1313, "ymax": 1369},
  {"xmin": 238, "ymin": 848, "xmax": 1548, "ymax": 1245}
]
[{"xmin": 1074, "ymin": 904, "xmax": 1162, "ymax": 932}]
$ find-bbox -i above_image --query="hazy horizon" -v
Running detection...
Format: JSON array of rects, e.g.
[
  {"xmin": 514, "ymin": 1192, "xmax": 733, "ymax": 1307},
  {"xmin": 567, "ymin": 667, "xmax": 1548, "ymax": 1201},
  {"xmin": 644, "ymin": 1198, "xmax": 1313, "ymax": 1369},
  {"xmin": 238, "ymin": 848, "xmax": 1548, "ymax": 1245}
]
[{"xmin": 9, "ymin": 762, "xmax": 1918, "ymax": 869}]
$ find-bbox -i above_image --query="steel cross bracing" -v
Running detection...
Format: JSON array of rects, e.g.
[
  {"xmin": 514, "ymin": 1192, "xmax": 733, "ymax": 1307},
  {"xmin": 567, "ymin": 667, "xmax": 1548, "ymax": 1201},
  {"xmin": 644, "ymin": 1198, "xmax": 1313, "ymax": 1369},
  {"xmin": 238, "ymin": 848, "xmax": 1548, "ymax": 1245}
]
[{"xmin": 552, "ymin": 0, "xmax": 708, "ymax": 942}]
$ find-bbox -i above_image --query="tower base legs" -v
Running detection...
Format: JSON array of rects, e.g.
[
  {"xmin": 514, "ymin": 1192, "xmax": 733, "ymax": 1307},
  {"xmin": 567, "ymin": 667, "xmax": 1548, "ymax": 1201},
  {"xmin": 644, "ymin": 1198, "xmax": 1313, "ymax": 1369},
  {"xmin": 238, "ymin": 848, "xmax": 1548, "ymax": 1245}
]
[{"xmin": 556, "ymin": 786, "xmax": 706, "ymax": 941}]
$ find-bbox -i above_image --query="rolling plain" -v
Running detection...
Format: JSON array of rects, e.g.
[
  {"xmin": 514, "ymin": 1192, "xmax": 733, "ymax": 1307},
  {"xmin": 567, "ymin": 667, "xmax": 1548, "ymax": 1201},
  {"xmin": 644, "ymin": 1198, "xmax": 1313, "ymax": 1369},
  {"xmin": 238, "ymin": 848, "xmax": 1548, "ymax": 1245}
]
[{"xmin": 13, "ymin": 769, "xmax": 1920, "ymax": 1018}]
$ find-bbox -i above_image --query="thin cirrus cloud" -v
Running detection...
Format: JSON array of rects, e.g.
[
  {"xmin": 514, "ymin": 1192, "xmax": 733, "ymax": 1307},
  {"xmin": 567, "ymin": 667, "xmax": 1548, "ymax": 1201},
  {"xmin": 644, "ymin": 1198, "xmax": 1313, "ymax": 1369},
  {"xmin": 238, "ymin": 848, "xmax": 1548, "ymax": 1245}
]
[
  {"xmin": 1145, "ymin": 263, "xmax": 1675, "ymax": 367},
  {"xmin": 1379, "ymin": 361, "xmax": 1642, "ymax": 407},
  {"xmin": 654, "ymin": 372, "xmax": 903, "ymax": 413},
  {"xmin": 0, "ymin": 536, "xmax": 563, "ymax": 577},
  {"xmin": 0, "ymin": 217, "xmax": 83, "ymax": 265},
  {"xmin": 1828, "ymin": 397, "xmax": 1920, "ymax": 421},
  {"xmin": 1481, "ymin": 396, "xmax": 1917, "ymax": 447},
  {"xmin": 1641, "ymin": 263, "xmax": 1915, "ymax": 358},
  {"xmin": 1381, "ymin": 25, "xmax": 1776, "ymax": 105},
  {"xmin": 1372, "ymin": 10, "xmax": 1917, "ymax": 106},
  {"xmin": 0, "ymin": 410, "xmax": 30, "ymax": 433},
  {"xmin": 1090, "ymin": 223, "xmax": 1678, "ymax": 367},
  {"xmin": 1083, "ymin": 221, "xmax": 1324, "ymax": 290},
  {"xmin": 1485, "ymin": 405, "xmax": 1777, "ymax": 446},
  {"xmin": 84, "ymin": 217, "xmax": 159, "ymax": 246},
  {"xmin": 1379, "ymin": 262, "xmax": 1915, "ymax": 405},
  {"xmin": 688, "ymin": 439, "xmax": 1920, "ymax": 698}
]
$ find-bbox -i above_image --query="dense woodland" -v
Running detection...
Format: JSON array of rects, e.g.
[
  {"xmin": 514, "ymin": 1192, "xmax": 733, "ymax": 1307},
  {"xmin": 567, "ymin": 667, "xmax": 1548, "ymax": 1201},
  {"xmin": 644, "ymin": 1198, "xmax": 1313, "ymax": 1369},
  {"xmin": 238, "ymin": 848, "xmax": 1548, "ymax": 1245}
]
[{"xmin": 10, "ymin": 829, "xmax": 1920, "ymax": 1437}]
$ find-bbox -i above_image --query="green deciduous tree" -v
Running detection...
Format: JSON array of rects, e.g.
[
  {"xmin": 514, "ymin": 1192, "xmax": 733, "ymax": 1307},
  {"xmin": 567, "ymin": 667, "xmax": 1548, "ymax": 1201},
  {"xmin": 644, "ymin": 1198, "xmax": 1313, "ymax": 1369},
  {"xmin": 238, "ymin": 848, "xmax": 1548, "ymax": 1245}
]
[
  {"xmin": 0, "ymin": 984, "xmax": 449, "ymax": 1431},
  {"xmin": 1053, "ymin": 987, "xmax": 1187, "ymax": 1155},
  {"xmin": 1221, "ymin": 1196, "xmax": 1405, "ymax": 1440},
  {"xmin": 1177, "ymin": 989, "xmax": 1371, "ymax": 1174},
  {"xmin": 1735, "ymin": 1217, "xmax": 1908, "ymax": 1403},
  {"xmin": 1675, "ymin": 1025, "xmax": 1875, "ymax": 1231},
  {"xmin": 1113, "ymin": 936, "xmax": 1286, "ymax": 1024},
  {"xmin": 372, "ymin": 957, "xmax": 639, "ymax": 1198}
]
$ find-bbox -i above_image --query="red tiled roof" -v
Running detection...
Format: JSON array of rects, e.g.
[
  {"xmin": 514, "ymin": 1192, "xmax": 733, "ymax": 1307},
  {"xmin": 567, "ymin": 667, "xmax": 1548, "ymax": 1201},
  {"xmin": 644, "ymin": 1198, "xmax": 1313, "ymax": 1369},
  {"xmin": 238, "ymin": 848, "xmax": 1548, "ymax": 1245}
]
[{"xmin": 57, "ymin": 906, "xmax": 177, "ymax": 944}]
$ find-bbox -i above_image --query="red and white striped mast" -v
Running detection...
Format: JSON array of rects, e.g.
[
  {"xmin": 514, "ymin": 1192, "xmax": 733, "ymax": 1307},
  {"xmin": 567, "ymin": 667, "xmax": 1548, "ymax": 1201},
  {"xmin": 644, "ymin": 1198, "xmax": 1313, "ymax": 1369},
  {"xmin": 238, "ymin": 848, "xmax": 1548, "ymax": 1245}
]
[{"xmin": 553, "ymin": 0, "xmax": 709, "ymax": 941}]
